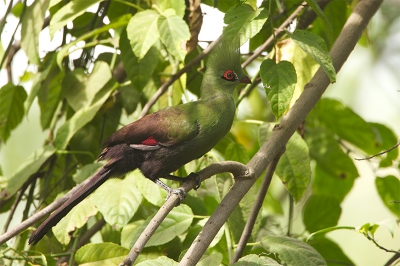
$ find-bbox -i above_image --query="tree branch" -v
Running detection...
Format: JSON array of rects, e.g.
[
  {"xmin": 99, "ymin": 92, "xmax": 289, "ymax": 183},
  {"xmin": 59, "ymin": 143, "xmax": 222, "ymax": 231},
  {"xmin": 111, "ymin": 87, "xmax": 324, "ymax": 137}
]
[
  {"xmin": 120, "ymin": 161, "xmax": 250, "ymax": 266},
  {"xmin": 0, "ymin": 178, "xmax": 91, "ymax": 245},
  {"xmin": 179, "ymin": 0, "xmax": 384, "ymax": 264}
]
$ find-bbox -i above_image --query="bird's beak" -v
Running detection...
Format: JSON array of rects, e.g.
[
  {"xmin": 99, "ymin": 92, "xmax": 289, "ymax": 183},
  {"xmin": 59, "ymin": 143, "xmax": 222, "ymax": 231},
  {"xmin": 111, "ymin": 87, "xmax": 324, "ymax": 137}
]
[{"xmin": 240, "ymin": 76, "xmax": 252, "ymax": 84}]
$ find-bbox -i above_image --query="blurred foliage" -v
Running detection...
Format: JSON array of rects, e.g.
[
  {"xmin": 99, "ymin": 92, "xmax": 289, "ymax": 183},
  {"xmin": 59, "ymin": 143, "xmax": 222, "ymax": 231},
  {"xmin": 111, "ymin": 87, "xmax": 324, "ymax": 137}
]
[{"xmin": 0, "ymin": 0, "xmax": 399, "ymax": 265}]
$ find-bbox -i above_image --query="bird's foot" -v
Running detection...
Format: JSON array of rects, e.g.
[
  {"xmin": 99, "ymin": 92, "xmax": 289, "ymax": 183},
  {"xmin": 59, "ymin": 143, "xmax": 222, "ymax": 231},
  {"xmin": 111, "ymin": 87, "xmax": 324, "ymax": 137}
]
[
  {"xmin": 154, "ymin": 179, "xmax": 186, "ymax": 204},
  {"xmin": 166, "ymin": 188, "xmax": 186, "ymax": 203},
  {"xmin": 186, "ymin": 172, "xmax": 201, "ymax": 190}
]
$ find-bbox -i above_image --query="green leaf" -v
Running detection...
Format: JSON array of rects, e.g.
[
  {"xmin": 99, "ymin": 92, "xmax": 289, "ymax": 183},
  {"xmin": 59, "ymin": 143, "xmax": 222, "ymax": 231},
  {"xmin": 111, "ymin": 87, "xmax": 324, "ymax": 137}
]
[
  {"xmin": 120, "ymin": 31, "xmax": 159, "ymax": 91},
  {"xmin": 260, "ymin": 59, "xmax": 297, "ymax": 119},
  {"xmin": 119, "ymin": 84, "xmax": 139, "ymax": 115},
  {"xmin": 223, "ymin": 4, "xmax": 269, "ymax": 45},
  {"xmin": 308, "ymin": 237, "xmax": 355, "ymax": 266},
  {"xmin": 62, "ymin": 61, "xmax": 112, "ymax": 111},
  {"xmin": 0, "ymin": 83, "xmax": 27, "ymax": 142},
  {"xmin": 369, "ymin": 123, "xmax": 399, "ymax": 167},
  {"xmin": 56, "ymin": 14, "xmax": 131, "ymax": 68},
  {"xmin": 261, "ymin": 236, "xmax": 327, "ymax": 266},
  {"xmin": 147, "ymin": 204, "xmax": 193, "ymax": 246},
  {"xmin": 289, "ymin": 29, "xmax": 336, "ymax": 82},
  {"xmin": 312, "ymin": 164, "xmax": 355, "ymax": 203},
  {"xmin": 304, "ymin": 0, "xmax": 333, "ymax": 34},
  {"xmin": 49, "ymin": 0, "xmax": 102, "ymax": 37},
  {"xmin": 92, "ymin": 174, "xmax": 143, "ymax": 229},
  {"xmin": 306, "ymin": 127, "xmax": 358, "ymax": 181},
  {"xmin": 156, "ymin": 0, "xmax": 185, "ymax": 18},
  {"xmin": 25, "ymin": 52, "xmax": 57, "ymax": 114},
  {"xmin": 20, "ymin": 0, "xmax": 50, "ymax": 64},
  {"xmin": 157, "ymin": 13, "xmax": 190, "ymax": 61},
  {"xmin": 134, "ymin": 171, "xmax": 166, "ymax": 206},
  {"xmin": 121, "ymin": 205, "xmax": 193, "ymax": 248},
  {"xmin": 0, "ymin": 145, "xmax": 55, "ymax": 200},
  {"xmin": 73, "ymin": 162, "xmax": 103, "ymax": 184},
  {"xmin": 303, "ymin": 195, "xmax": 342, "ymax": 233},
  {"xmin": 232, "ymin": 254, "xmax": 280, "ymax": 265},
  {"xmin": 54, "ymin": 80, "xmax": 116, "ymax": 150},
  {"xmin": 224, "ymin": 142, "xmax": 250, "ymax": 164},
  {"xmin": 375, "ymin": 175, "xmax": 400, "ymax": 218},
  {"xmin": 309, "ymin": 98, "xmax": 378, "ymax": 154},
  {"xmin": 136, "ymin": 256, "xmax": 178, "ymax": 266},
  {"xmin": 75, "ymin": 242, "xmax": 129, "ymax": 265},
  {"xmin": 275, "ymin": 132, "xmax": 311, "ymax": 202},
  {"xmin": 53, "ymin": 197, "xmax": 98, "ymax": 245},
  {"xmin": 198, "ymin": 253, "xmax": 223, "ymax": 266},
  {"xmin": 127, "ymin": 10, "xmax": 160, "ymax": 59},
  {"xmin": 38, "ymin": 70, "xmax": 64, "ymax": 129}
]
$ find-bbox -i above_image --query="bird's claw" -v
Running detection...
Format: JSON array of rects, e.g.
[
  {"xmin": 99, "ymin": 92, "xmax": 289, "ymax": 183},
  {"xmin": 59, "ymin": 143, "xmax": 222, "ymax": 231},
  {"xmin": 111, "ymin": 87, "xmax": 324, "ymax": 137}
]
[
  {"xmin": 166, "ymin": 188, "xmax": 186, "ymax": 205},
  {"xmin": 187, "ymin": 172, "xmax": 201, "ymax": 190}
]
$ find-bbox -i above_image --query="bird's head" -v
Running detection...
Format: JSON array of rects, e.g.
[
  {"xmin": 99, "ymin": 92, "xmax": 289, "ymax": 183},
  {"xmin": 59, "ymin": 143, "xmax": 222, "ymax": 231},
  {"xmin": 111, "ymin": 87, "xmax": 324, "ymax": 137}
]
[{"xmin": 201, "ymin": 39, "xmax": 251, "ymax": 97}]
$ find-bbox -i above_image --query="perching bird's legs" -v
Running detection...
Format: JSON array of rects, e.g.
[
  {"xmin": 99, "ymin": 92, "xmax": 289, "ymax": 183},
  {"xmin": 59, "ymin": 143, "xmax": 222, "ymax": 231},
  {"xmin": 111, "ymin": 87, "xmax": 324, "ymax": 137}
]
[
  {"xmin": 153, "ymin": 172, "xmax": 202, "ymax": 202},
  {"xmin": 165, "ymin": 172, "xmax": 201, "ymax": 189},
  {"xmin": 154, "ymin": 179, "xmax": 186, "ymax": 201}
]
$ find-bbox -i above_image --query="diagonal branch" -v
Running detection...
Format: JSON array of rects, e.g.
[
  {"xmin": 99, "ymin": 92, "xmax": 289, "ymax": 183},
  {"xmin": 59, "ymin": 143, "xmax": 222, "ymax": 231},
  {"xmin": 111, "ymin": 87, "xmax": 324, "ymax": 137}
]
[{"xmin": 179, "ymin": 0, "xmax": 384, "ymax": 264}]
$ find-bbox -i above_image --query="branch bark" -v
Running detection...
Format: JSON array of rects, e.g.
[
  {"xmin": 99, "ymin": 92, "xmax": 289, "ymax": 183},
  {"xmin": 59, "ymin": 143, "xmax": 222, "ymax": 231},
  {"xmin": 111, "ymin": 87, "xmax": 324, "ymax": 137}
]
[{"xmin": 179, "ymin": 0, "xmax": 384, "ymax": 264}]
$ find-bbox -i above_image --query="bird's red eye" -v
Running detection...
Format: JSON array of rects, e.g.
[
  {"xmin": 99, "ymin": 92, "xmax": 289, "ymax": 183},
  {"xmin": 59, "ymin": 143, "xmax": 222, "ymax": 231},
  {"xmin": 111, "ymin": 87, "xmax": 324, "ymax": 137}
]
[{"xmin": 221, "ymin": 70, "xmax": 238, "ymax": 82}]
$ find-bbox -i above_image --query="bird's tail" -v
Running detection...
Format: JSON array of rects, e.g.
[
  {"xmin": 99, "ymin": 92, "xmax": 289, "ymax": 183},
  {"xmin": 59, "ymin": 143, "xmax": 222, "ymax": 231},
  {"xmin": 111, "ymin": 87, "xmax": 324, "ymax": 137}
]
[{"xmin": 28, "ymin": 166, "xmax": 113, "ymax": 245}]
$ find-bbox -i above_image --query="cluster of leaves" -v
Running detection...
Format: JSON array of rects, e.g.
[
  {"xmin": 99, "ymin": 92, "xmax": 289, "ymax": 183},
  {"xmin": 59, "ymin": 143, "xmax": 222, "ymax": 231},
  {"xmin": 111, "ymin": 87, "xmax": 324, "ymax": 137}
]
[{"xmin": 0, "ymin": 0, "xmax": 399, "ymax": 265}]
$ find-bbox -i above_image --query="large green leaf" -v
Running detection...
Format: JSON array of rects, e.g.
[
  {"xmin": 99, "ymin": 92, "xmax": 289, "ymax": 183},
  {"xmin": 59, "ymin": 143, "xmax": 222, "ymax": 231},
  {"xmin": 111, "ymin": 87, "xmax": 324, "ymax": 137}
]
[
  {"xmin": 308, "ymin": 237, "xmax": 355, "ymax": 266},
  {"xmin": 260, "ymin": 59, "xmax": 297, "ymax": 119},
  {"xmin": 289, "ymin": 29, "xmax": 336, "ymax": 82},
  {"xmin": 25, "ymin": 52, "xmax": 57, "ymax": 114},
  {"xmin": 303, "ymin": 195, "xmax": 342, "ymax": 233},
  {"xmin": 224, "ymin": 142, "xmax": 250, "ymax": 164},
  {"xmin": 127, "ymin": 10, "xmax": 160, "ymax": 59},
  {"xmin": 0, "ymin": 83, "xmax": 27, "ymax": 142},
  {"xmin": 375, "ymin": 175, "xmax": 400, "ymax": 218},
  {"xmin": 275, "ymin": 132, "xmax": 311, "ymax": 202},
  {"xmin": 223, "ymin": 4, "xmax": 269, "ymax": 45},
  {"xmin": 121, "ymin": 205, "xmax": 193, "ymax": 248},
  {"xmin": 157, "ymin": 11, "xmax": 190, "ymax": 61},
  {"xmin": 75, "ymin": 242, "xmax": 129, "ymax": 265},
  {"xmin": 309, "ymin": 98, "xmax": 378, "ymax": 154},
  {"xmin": 261, "ymin": 236, "xmax": 327, "ymax": 266},
  {"xmin": 369, "ymin": 123, "xmax": 399, "ymax": 167},
  {"xmin": 120, "ymin": 31, "xmax": 159, "ymax": 91},
  {"xmin": 92, "ymin": 174, "xmax": 143, "ymax": 229},
  {"xmin": 49, "ymin": 0, "xmax": 102, "ymax": 37},
  {"xmin": 53, "ymin": 197, "xmax": 98, "ymax": 245},
  {"xmin": 198, "ymin": 253, "xmax": 223, "ymax": 266},
  {"xmin": 306, "ymin": 127, "xmax": 358, "ymax": 181},
  {"xmin": 312, "ymin": 164, "xmax": 355, "ymax": 203},
  {"xmin": 0, "ymin": 145, "xmax": 55, "ymax": 200},
  {"xmin": 54, "ymin": 80, "xmax": 116, "ymax": 150},
  {"xmin": 134, "ymin": 171, "xmax": 166, "ymax": 206},
  {"xmin": 156, "ymin": 0, "xmax": 185, "ymax": 18},
  {"xmin": 37, "ymin": 69, "xmax": 64, "ymax": 129},
  {"xmin": 304, "ymin": 0, "xmax": 333, "ymax": 34},
  {"xmin": 20, "ymin": 0, "xmax": 50, "ymax": 64},
  {"xmin": 56, "ymin": 14, "xmax": 131, "ymax": 68},
  {"xmin": 232, "ymin": 254, "xmax": 280, "ymax": 265},
  {"xmin": 62, "ymin": 61, "xmax": 112, "ymax": 111},
  {"xmin": 136, "ymin": 256, "xmax": 178, "ymax": 266}
]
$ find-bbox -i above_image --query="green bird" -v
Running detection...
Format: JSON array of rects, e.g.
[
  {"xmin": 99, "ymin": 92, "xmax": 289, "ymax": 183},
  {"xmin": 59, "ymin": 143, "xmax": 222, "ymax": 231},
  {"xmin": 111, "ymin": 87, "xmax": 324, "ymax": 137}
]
[{"xmin": 29, "ymin": 40, "xmax": 251, "ymax": 245}]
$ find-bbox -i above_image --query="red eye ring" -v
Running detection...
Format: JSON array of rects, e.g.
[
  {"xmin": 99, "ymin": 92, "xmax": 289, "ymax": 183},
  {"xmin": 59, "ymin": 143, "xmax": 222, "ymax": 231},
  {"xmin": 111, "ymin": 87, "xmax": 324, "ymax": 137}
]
[{"xmin": 221, "ymin": 70, "xmax": 238, "ymax": 82}]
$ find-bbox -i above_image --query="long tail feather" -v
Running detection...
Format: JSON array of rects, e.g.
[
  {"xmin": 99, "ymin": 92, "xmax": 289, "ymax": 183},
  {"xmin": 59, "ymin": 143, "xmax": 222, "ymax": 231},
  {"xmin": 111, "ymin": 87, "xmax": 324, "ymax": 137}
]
[{"xmin": 28, "ymin": 167, "xmax": 113, "ymax": 245}]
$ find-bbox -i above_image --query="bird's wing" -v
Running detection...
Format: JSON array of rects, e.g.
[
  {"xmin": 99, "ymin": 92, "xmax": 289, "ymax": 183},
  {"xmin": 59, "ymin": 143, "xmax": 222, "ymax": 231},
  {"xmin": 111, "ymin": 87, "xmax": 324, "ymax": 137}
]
[{"xmin": 102, "ymin": 105, "xmax": 200, "ymax": 150}]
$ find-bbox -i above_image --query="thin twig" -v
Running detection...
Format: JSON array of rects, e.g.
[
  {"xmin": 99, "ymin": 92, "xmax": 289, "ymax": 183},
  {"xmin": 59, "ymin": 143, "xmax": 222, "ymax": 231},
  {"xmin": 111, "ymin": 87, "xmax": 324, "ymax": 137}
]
[
  {"xmin": 355, "ymin": 139, "xmax": 400, "ymax": 161},
  {"xmin": 232, "ymin": 154, "xmax": 281, "ymax": 263}
]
